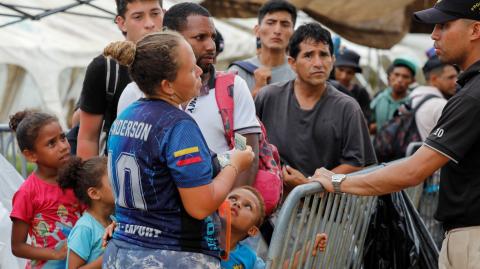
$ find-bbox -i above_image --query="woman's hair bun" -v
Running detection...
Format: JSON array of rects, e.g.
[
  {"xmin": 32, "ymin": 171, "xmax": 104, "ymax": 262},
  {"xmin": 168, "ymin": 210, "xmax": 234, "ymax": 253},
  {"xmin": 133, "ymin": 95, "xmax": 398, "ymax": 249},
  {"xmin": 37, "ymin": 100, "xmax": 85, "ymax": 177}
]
[{"xmin": 103, "ymin": 41, "xmax": 136, "ymax": 66}]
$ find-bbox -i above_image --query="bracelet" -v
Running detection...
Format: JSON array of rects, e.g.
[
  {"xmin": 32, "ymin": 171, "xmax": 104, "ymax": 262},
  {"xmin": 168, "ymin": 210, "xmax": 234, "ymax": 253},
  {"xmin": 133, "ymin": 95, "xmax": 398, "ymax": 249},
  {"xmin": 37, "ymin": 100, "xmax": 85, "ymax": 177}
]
[{"xmin": 225, "ymin": 163, "xmax": 239, "ymax": 177}]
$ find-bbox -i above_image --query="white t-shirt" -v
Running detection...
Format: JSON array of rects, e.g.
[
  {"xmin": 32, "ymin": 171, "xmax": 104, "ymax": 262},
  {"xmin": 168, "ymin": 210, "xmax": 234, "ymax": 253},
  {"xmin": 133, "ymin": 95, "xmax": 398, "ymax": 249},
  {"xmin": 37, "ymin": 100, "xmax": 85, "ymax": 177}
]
[
  {"xmin": 117, "ymin": 83, "xmax": 145, "ymax": 117},
  {"xmin": 410, "ymin": 86, "xmax": 447, "ymax": 141},
  {"xmin": 117, "ymin": 76, "xmax": 260, "ymax": 154}
]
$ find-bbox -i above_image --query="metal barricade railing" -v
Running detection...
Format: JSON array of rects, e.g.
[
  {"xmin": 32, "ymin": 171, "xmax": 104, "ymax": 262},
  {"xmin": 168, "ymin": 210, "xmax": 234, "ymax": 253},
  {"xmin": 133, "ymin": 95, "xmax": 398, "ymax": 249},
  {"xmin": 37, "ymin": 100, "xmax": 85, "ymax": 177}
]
[
  {"xmin": 0, "ymin": 123, "xmax": 28, "ymax": 178},
  {"xmin": 266, "ymin": 165, "xmax": 383, "ymax": 269}
]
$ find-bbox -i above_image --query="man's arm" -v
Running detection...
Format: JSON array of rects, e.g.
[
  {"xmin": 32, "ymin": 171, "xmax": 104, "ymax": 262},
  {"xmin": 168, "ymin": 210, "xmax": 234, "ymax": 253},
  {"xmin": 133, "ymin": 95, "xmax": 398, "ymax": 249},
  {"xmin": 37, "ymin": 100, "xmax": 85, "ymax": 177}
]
[
  {"xmin": 232, "ymin": 75, "xmax": 261, "ymax": 186},
  {"xmin": 314, "ymin": 145, "xmax": 449, "ymax": 196},
  {"xmin": 234, "ymin": 133, "xmax": 259, "ymax": 187},
  {"xmin": 331, "ymin": 164, "xmax": 363, "ymax": 174},
  {"xmin": 77, "ymin": 109, "xmax": 103, "ymax": 159}
]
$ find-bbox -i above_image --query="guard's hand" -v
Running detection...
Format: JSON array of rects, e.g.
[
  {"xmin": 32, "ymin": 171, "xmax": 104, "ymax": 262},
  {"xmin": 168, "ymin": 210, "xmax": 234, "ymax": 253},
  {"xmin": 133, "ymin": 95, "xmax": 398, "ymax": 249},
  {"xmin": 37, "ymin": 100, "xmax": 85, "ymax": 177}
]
[
  {"xmin": 282, "ymin": 165, "xmax": 308, "ymax": 189},
  {"xmin": 311, "ymin": 167, "xmax": 334, "ymax": 192}
]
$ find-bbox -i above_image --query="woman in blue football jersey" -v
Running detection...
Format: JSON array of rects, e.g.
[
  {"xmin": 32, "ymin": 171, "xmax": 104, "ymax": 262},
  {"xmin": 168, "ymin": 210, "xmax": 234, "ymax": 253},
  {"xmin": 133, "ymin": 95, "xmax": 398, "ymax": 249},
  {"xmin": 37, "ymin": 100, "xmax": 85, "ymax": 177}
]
[{"xmin": 102, "ymin": 31, "xmax": 254, "ymax": 268}]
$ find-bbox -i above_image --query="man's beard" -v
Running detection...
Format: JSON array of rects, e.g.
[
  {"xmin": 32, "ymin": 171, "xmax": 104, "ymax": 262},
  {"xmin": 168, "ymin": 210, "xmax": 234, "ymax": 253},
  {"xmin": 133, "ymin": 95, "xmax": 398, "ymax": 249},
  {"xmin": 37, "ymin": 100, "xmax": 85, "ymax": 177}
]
[{"xmin": 198, "ymin": 62, "xmax": 213, "ymax": 74}]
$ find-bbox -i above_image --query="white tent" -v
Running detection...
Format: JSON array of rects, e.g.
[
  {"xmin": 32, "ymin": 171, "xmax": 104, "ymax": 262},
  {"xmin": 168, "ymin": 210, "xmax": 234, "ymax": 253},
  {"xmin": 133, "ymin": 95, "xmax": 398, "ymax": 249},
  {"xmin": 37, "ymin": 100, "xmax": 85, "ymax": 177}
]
[
  {"xmin": 0, "ymin": 0, "xmax": 256, "ymax": 127},
  {"xmin": 0, "ymin": 153, "xmax": 26, "ymax": 269}
]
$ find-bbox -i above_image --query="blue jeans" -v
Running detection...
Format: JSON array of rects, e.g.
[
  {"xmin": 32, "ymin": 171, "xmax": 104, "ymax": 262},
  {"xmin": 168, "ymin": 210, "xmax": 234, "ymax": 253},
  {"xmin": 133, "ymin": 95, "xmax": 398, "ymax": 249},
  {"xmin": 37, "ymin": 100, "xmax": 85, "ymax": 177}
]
[{"xmin": 103, "ymin": 239, "xmax": 220, "ymax": 269}]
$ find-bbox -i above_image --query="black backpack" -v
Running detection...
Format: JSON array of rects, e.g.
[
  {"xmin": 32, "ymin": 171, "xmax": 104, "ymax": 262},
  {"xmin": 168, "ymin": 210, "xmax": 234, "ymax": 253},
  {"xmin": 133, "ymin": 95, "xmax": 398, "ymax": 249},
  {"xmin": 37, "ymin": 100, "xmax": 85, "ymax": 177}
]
[
  {"xmin": 67, "ymin": 57, "xmax": 119, "ymax": 155},
  {"xmin": 373, "ymin": 94, "xmax": 439, "ymax": 162}
]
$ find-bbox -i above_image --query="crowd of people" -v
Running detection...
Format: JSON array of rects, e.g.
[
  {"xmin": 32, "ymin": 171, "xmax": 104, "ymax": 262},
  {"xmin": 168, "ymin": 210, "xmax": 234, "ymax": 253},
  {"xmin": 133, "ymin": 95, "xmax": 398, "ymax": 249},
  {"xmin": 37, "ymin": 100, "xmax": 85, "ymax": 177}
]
[{"xmin": 6, "ymin": 0, "xmax": 480, "ymax": 268}]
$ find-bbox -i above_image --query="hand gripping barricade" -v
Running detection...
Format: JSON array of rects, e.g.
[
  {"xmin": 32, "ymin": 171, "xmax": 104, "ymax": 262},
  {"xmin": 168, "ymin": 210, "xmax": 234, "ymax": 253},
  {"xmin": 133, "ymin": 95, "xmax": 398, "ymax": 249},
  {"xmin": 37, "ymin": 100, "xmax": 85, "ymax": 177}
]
[
  {"xmin": 265, "ymin": 166, "xmax": 380, "ymax": 269},
  {"xmin": 265, "ymin": 162, "xmax": 439, "ymax": 269}
]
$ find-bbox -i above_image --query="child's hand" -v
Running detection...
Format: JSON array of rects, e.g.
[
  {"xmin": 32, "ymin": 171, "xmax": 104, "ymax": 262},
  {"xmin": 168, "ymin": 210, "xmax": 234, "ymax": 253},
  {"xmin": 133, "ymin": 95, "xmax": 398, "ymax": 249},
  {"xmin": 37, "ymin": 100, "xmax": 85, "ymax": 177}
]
[
  {"xmin": 230, "ymin": 145, "xmax": 255, "ymax": 173},
  {"xmin": 102, "ymin": 221, "xmax": 117, "ymax": 248},
  {"xmin": 311, "ymin": 233, "xmax": 328, "ymax": 256},
  {"xmin": 52, "ymin": 242, "xmax": 68, "ymax": 260}
]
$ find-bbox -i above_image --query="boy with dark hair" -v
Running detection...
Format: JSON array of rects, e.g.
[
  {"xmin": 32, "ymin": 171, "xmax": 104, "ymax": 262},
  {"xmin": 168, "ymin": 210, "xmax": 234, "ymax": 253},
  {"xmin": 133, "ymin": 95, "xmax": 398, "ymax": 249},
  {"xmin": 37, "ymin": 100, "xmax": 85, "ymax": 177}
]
[
  {"xmin": 76, "ymin": 0, "xmax": 163, "ymax": 159},
  {"xmin": 222, "ymin": 186, "xmax": 327, "ymax": 269},
  {"xmin": 228, "ymin": 0, "xmax": 297, "ymax": 97}
]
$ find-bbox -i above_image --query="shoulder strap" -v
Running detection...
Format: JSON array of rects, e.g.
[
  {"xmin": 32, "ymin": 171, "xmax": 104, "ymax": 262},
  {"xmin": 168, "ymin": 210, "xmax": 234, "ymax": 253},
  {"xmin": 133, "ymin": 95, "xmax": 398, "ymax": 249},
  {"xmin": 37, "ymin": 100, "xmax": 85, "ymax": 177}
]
[
  {"xmin": 228, "ymin": 61, "xmax": 259, "ymax": 75},
  {"xmin": 214, "ymin": 72, "xmax": 236, "ymax": 149},
  {"xmin": 105, "ymin": 57, "xmax": 119, "ymax": 102},
  {"xmin": 412, "ymin": 94, "xmax": 440, "ymax": 115},
  {"xmin": 103, "ymin": 57, "xmax": 119, "ymax": 132}
]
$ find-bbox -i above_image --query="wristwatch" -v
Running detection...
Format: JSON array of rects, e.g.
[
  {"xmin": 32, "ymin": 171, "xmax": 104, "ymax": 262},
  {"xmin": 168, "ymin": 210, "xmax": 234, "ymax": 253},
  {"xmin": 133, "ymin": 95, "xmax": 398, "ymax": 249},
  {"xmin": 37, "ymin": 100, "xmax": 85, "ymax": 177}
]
[{"xmin": 331, "ymin": 174, "xmax": 347, "ymax": 194}]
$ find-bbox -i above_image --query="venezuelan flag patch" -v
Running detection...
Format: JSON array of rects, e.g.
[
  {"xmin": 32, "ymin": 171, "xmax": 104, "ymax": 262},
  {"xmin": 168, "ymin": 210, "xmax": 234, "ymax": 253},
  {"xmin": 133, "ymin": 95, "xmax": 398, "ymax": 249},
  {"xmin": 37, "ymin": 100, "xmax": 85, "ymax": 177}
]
[{"xmin": 174, "ymin": 146, "xmax": 203, "ymax": 166}]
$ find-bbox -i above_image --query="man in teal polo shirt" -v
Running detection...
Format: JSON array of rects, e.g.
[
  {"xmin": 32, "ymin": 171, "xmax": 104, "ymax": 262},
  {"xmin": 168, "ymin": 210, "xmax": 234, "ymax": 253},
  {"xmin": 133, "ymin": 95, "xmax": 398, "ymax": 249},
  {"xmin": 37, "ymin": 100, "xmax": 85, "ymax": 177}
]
[{"xmin": 369, "ymin": 58, "xmax": 416, "ymax": 133}]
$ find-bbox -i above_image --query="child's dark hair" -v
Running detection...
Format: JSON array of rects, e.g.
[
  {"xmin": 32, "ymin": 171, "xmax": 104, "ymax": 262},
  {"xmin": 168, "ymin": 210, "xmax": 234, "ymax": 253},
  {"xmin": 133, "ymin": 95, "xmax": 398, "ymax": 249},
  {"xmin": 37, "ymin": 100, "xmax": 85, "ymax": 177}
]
[
  {"xmin": 240, "ymin": 186, "xmax": 266, "ymax": 226},
  {"xmin": 58, "ymin": 156, "xmax": 108, "ymax": 207},
  {"xmin": 9, "ymin": 110, "xmax": 58, "ymax": 151}
]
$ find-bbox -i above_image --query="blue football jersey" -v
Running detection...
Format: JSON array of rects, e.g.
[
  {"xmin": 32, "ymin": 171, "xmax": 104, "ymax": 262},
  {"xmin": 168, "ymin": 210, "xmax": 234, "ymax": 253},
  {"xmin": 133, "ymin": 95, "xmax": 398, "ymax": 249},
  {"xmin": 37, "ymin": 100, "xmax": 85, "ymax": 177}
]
[{"xmin": 107, "ymin": 98, "xmax": 221, "ymax": 257}]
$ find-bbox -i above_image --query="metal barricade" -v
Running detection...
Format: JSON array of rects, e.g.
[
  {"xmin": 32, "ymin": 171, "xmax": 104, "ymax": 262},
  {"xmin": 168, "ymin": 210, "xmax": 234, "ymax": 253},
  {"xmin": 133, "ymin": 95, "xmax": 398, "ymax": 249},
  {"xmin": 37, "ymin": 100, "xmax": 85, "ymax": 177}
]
[
  {"xmin": 404, "ymin": 142, "xmax": 443, "ymax": 248},
  {"xmin": 0, "ymin": 123, "xmax": 27, "ymax": 178},
  {"xmin": 266, "ymin": 165, "xmax": 382, "ymax": 269}
]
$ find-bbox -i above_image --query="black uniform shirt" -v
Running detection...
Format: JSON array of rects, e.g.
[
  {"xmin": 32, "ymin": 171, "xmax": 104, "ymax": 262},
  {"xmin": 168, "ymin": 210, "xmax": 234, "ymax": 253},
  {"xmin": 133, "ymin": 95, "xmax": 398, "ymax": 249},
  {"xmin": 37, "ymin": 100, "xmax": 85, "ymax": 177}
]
[{"xmin": 424, "ymin": 60, "xmax": 480, "ymax": 230}]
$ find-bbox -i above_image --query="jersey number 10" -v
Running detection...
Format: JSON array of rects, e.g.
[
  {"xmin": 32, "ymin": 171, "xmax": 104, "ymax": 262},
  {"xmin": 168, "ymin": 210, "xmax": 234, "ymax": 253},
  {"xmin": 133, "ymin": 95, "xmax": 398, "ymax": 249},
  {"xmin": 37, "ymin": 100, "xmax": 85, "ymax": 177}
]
[{"xmin": 108, "ymin": 152, "xmax": 147, "ymax": 210}]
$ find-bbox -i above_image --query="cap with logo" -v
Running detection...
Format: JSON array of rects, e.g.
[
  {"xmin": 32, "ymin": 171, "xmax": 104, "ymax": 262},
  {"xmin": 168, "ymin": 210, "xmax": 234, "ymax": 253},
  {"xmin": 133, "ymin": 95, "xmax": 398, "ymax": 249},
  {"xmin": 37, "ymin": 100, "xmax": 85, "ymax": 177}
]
[
  {"xmin": 335, "ymin": 48, "xmax": 362, "ymax": 73},
  {"xmin": 414, "ymin": 0, "xmax": 480, "ymax": 24}
]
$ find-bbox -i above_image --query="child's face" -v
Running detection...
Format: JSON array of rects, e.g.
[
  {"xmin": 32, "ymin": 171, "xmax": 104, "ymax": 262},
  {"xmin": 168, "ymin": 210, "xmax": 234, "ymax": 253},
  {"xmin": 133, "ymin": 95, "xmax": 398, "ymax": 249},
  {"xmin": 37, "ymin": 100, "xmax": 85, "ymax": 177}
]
[
  {"xmin": 227, "ymin": 188, "xmax": 261, "ymax": 234},
  {"xmin": 99, "ymin": 174, "xmax": 115, "ymax": 208},
  {"xmin": 28, "ymin": 121, "xmax": 70, "ymax": 168}
]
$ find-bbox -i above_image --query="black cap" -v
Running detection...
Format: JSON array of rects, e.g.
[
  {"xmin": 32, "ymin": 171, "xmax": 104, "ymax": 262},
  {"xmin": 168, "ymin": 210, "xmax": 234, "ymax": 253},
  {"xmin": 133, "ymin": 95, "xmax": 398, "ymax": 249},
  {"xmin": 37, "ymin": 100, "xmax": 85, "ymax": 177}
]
[
  {"xmin": 335, "ymin": 48, "xmax": 362, "ymax": 73},
  {"xmin": 422, "ymin": 55, "xmax": 460, "ymax": 76},
  {"xmin": 422, "ymin": 56, "xmax": 444, "ymax": 76},
  {"xmin": 414, "ymin": 0, "xmax": 480, "ymax": 24}
]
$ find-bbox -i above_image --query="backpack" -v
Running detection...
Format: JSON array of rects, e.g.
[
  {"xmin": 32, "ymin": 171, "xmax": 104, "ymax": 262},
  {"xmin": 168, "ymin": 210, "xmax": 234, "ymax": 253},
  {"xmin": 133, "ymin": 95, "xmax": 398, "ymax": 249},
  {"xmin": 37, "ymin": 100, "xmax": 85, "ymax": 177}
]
[
  {"xmin": 228, "ymin": 61, "xmax": 258, "ymax": 75},
  {"xmin": 214, "ymin": 72, "xmax": 282, "ymax": 216},
  {"xmin": 373, "ymin": 94, "xmax": 439, "ymax": 162},
  {"xmin": 67, "ymin": 57, "xmax": 119, "ymax": 155}
]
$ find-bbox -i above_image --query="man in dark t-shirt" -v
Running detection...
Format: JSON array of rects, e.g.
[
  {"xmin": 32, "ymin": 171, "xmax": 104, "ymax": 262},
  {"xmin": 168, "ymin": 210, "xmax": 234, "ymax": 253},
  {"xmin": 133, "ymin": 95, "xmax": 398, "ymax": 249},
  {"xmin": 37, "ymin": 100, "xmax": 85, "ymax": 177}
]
[
  {"xmin": 314, "ymin": 1, "xmax": 480, "ymax": 267},
  {"xmin": 255, "ymin": 23, "xmax": 376, "ymax": 190},
  {"xmin": 77, "ymin": 0, "xmax": 163, "ymax": 159}
]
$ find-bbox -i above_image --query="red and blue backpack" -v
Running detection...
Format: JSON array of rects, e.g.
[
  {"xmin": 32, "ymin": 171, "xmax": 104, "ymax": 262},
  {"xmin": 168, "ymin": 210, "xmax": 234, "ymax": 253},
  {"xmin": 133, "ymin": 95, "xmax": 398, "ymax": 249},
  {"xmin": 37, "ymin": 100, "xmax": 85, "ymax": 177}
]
[{"xmin": 214, "ymin": 72, "xmax": 282, "ymax": 216}]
